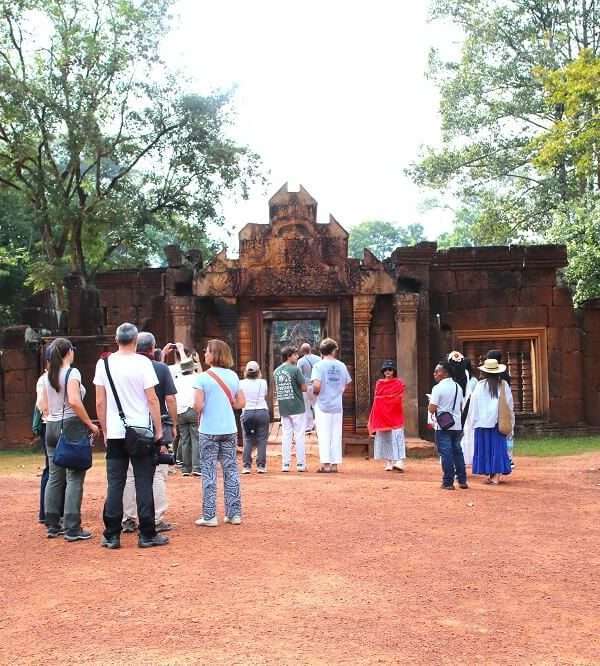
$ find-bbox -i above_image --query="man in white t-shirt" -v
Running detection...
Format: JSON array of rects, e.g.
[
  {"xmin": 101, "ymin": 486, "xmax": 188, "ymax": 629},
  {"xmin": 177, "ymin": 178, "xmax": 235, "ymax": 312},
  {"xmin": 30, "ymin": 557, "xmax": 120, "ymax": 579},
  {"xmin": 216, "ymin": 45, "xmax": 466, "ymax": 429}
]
[
  {"xmin": 311, "ymin": 338, "xmax": 352, "ymax": 473},
  {"xmin": 94, "ymin": 322, "xmax": 168, "ymax": 549},
  {"xmin": 428, "ymin": 361, "xmax": 468, "ymax": 490},
  {"xmin": 297, "ymin": 343, "xmax": 320, "ymax": 433}
]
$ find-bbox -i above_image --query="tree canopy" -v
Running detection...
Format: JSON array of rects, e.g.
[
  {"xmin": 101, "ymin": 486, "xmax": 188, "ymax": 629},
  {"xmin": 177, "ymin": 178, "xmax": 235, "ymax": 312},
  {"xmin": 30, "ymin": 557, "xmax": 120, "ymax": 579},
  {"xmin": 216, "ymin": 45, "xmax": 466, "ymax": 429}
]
[
  {"xmin": 410, "ymin": 0, "xmax": 600, "ymax": 301},
  {"xmin": 348, "ymin": 220, "xmax": 425, "ymax": 260},
  {"xmin": 0, "ymin": 0, "xmax": 262, "ymax": 307}
]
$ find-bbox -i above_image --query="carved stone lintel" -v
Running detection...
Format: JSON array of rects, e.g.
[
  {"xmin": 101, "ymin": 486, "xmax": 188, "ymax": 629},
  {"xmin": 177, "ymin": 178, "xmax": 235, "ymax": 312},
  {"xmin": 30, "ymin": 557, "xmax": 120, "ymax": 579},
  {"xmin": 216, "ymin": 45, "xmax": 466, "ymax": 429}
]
[
  {"xmin": 353, "ymin": 295, "xmax": 376, "ymax": 430},
  {"xmin": 393, "ymin": 292, "xmax": 420, "ymax": 436}
]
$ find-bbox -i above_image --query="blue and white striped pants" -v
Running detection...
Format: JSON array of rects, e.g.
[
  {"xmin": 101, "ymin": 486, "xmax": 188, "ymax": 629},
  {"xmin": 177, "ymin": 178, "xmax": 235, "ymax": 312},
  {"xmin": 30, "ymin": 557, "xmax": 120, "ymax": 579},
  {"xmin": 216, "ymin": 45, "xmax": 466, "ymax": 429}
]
[{"xmin": 199, "ymin": 433, "xmax": 241, "ymax": 520}]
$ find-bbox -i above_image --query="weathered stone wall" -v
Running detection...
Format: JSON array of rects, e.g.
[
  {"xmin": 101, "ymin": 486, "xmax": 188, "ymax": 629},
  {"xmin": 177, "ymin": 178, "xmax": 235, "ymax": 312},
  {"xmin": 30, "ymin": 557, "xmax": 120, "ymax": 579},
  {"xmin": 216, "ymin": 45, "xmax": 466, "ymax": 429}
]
[
  {"xmin": 428, "ymin": 246, "xmax": 584, "ymax": 426},
  {"xmin": 0, "ymin": 327, "xmax": 40, "ymax": 447},
  {"xmin": 581, "ymin": 299, "xmax": 600, "ymax": 426}
]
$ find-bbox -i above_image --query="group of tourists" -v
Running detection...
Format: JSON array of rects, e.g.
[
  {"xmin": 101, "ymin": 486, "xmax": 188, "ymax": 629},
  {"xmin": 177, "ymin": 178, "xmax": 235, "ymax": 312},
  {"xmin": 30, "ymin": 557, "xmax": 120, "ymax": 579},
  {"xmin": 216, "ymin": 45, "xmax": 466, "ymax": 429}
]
[{"xmin": 34, "ymin": 320, "xmax": 515, "ymax": 549}]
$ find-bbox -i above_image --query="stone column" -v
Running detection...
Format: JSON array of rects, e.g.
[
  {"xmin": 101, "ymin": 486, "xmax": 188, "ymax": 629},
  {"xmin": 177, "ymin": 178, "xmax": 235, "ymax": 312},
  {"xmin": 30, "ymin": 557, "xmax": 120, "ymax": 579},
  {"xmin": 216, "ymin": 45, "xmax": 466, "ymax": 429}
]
[
  {"xmin": 394, "ymin": 293, "xmax": 420, "ymax": 437},
  {"xmin": 215, "ymin": 297, "xmax": 239, "ymax": 362},
  {"xmin": 169, "ymin": 297, "xmax": 195, "ymax": 350},
  {"xmin": 353, "ymin": 295, "xmax": 376, "ymax": 431}
]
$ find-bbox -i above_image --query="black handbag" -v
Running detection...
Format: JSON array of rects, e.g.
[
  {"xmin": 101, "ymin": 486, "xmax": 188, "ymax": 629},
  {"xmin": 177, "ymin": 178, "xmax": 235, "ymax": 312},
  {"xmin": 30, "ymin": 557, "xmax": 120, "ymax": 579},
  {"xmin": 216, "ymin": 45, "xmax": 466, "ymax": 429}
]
[
  {"xmin": 53, "ymin": 368, "xmax": 93, "ymax": 471},
  {"xmin": 436, "ymin": 383, "xmax": 459, "ymax": 431},
  {"xmin": 103, "ymin": 357, "xmax": 156, "ymax": 458}
]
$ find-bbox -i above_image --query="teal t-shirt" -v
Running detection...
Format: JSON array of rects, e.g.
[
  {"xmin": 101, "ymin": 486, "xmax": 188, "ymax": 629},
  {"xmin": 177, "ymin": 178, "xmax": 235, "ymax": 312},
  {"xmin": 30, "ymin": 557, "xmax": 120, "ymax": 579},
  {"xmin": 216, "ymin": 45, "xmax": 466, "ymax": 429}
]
[{"xmin": 273, "ymin": 362, "xmax": 305, "ymax": 417}]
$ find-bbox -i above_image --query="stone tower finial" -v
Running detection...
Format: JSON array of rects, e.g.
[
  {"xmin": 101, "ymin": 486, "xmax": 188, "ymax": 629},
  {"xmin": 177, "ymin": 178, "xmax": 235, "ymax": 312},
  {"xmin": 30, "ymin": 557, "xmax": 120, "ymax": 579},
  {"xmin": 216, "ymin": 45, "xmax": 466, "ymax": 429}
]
[{"xmin": 268, "ymin": 183, "xmax": 317, "ymax": 225}]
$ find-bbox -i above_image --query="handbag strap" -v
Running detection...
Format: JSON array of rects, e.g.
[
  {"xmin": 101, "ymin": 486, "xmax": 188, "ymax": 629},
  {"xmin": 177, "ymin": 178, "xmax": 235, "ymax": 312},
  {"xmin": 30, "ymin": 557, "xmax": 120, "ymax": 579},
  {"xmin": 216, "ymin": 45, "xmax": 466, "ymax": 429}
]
[
  {"xmin": 60, "ymin": 367, "xmax": 73, "ymax": 432},
  {"xmin": 103, "ymin": 357, "xmax": 128, "ymax": 428},
  {"xmin": 451, "ymin": 382, "xmax": 458, "ymax": 411},
  {"xmin": 206, "ymin": 369, "xmax": 235, "ymax": 406}
]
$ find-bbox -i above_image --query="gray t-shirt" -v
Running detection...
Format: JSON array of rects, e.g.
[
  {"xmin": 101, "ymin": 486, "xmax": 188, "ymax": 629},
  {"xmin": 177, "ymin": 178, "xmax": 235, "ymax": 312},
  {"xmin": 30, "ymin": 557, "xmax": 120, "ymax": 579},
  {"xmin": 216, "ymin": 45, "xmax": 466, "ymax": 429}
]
[
  {"xmin": 311, "ymin": 359, "xmax": 352, "ymax": 414},
  {"xmin": 44, "ymin": 367, "xmax": 85, "ymax": 422}
]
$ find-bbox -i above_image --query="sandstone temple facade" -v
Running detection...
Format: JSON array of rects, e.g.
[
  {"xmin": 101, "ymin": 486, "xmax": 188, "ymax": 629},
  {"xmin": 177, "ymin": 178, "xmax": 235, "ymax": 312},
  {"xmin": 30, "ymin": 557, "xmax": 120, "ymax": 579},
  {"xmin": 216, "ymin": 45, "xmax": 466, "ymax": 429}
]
[{"xmin": 2, "ymin": 184, "xmax": 599, "ymax": 447}]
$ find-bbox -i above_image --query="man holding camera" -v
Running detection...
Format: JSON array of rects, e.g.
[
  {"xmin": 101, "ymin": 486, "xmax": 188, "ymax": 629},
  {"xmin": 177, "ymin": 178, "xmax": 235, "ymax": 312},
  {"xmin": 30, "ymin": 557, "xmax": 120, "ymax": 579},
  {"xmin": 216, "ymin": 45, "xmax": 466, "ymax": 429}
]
[
  {"xmin": 121, "ymin": 332, "xmax": 178, "ymax": 534},
  {"xmin": 94, "ymin": 323, "xmax": 169, "ymax": 549}
]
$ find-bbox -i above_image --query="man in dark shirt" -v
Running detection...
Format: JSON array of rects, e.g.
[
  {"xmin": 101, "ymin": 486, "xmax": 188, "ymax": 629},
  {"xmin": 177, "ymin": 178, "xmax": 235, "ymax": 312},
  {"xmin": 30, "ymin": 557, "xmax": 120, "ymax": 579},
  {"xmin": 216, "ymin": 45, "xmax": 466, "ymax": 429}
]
[{"xmin": 121, "ymin": 332, "xmax": 178, "ymax": 533}]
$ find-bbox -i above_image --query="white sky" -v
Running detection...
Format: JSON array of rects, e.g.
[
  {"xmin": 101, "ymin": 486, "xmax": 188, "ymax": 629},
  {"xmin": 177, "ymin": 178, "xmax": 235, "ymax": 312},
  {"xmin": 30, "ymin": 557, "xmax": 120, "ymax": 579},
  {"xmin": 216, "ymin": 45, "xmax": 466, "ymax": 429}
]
[{"xmin": 163, "ymin": 0, "xmax": 458, "ymax": 249}]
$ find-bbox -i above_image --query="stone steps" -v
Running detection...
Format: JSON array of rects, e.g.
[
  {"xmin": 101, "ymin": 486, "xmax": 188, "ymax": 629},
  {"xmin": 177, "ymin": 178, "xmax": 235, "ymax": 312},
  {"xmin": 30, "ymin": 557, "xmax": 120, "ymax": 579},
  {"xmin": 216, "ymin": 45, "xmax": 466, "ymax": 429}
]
[{"xmin": 266, "ymin": 422, "xmax": 435, "ymax": 458}]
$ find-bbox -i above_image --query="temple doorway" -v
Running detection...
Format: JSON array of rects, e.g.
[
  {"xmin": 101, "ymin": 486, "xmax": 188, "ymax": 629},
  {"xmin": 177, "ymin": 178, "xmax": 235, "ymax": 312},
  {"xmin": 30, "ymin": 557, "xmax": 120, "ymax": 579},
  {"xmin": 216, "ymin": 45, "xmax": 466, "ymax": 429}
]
[{"xmin": 264, "ymin": 315, "xmax": 323, "ymax": 417}]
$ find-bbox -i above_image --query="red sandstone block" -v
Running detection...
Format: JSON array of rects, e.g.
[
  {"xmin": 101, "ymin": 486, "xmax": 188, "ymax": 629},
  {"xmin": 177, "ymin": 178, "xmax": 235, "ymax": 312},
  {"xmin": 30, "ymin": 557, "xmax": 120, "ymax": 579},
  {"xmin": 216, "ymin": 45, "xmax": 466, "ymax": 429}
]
[
  {"xmin": 429, "ymin": 292, "xmax": 448, "ymax": 314},
  {"xmin": 548, "ymin": 328, "xmax": 561, "ymax": 351},
  {"xmin": 4, "ymin": 393, "xmax": 33, "ymax": 416},
  {"xmin": 487, "ymin": 271, "xmax": 522, "ymax": 290},
  {"xmin": 455, "ymin": 271, "xmax": 489, "ymax": 291},
  {"xmin": 446, "ymin": 306, "xmax": 514, "ymax": 329},
  {"xmin": 448, "ymin": 291, "xmax": 482, "ymax": 311},
  {"xmin": 561, "ymin": 352, "xmax": 583, "ymax": 397},
  {"xmin": 548, "ymin": 306, "xmax": 576, "ymax": 328},
  {"xmin": 5, "ymin": 420, "xmax": 35, "ymax": 443},
  {"xmin": 553, "ymin": 287, "xmax": 573, "ymax": 307},
  {"xmin": 430, "ymin": 271, "xmax": 456, "ymax": 293},
  {"xmin": 561, "ymin": 327, "xmax": 582, "ymax": 353},
  {"xmin": 549, "ymin": 398, "xmax": 583, "ymax": 425},
  {"xmin": 519, "ymin": 286, "xmax": 553, "ymax": 306},
  {"xmin": 1, "ymin": 350, "xmax": 30, "ymax": 371},
  {"xmin": 511, "ymin": 306, "xmax": 548, "ymax": 326},
  {"xmin": 521, "ymin": 269, "xmax": 556, "ymax": 287},
  {"xmin": 490, "ymin": 288, "xmax": 520, "ymax": 306}
]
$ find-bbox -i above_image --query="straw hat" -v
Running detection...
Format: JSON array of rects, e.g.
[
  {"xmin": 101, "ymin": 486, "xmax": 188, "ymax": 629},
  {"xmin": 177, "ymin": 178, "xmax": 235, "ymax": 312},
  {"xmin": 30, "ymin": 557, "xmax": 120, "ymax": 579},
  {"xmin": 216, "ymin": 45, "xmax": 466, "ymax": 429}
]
[{"xmin": 478, "ymin": 358, "xmax": 506, "ymax": 374}]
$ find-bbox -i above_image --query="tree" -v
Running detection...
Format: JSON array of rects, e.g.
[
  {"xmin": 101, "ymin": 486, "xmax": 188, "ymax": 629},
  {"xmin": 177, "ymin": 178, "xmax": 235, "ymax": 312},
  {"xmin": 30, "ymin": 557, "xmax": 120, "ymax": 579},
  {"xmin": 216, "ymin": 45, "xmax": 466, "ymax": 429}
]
[
  {"xmin": 409, "ymin": 0, "xmax": 600, "ymax": 241},
  {"xmin": 0, "ymin": 188, "xmax": 33, "ymax": 324},
  {"xmin": 0, "ymin": 0, "xmax": 262, "ymax": 299},
  {"xmin": 348, "ymin": 220, "xmax": 425, "ymax": 260}
]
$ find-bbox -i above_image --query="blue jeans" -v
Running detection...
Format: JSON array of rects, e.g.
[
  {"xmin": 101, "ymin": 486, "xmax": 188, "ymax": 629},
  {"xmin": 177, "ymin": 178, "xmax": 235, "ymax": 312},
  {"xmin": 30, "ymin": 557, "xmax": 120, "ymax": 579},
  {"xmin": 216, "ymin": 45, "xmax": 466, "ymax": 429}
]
[{"xmin": 435, "ymin": 429, "xmax": 467, "ymax": 487}]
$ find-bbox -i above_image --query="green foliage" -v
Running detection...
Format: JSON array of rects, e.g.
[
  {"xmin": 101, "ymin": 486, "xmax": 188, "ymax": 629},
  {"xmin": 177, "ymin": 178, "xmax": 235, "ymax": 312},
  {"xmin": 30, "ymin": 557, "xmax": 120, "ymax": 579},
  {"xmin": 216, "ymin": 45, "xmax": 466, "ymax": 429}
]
[
  {"xmin": 348, "ymin": 220, "xmax": 425, "ymax": 260},
  {"xmin": 0, "ymin": 0, "xmax": 262, "ymax": 294},
  {"xmin": 413, "ymin": 0, "xmax": 600, "ymax": 301},
  {"xmin": 532, "ymin": 49, "xmax": 600, "ymax": 186},
  {"xmin": 546, "ymin": 197, "xmax": 600, "ymax": 304},
  {"xmin": 0, "ymin": 188, "xmax": 33, "ymax": 324}
]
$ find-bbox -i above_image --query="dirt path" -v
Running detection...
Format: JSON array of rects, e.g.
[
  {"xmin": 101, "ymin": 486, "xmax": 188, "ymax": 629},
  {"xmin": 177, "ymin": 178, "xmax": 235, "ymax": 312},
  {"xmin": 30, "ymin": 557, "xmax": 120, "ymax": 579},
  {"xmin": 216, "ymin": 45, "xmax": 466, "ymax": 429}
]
[{"xmin": 1, "ymin": 452, "xmax": 600, "ymax": 665}]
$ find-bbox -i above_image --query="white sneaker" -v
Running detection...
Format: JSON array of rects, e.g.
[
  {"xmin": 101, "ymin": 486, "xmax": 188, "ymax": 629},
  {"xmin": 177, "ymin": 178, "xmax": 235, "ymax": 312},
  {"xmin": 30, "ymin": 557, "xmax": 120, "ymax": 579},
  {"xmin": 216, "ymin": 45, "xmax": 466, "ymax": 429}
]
[
  {"xmin": 241, "ymin": 467, "xmax": 251, "ymax": 474},
  {"xmin": 194, "ymin": 516, "xmax": 218, "ymax": 527},
  {"xmin": 296, "ymin": 465, "xmax": 307, "ymax": 472},
  {"xmin": 281, "ymin": 465, "xmax": 290, "ymax": 472},
  {"xmin": 257, "ymin": 467, "xmax": 266, "ymax": 474},
  {"xmin": 223, "ymin": 515, "xmax": 242, "ymax": 525}
]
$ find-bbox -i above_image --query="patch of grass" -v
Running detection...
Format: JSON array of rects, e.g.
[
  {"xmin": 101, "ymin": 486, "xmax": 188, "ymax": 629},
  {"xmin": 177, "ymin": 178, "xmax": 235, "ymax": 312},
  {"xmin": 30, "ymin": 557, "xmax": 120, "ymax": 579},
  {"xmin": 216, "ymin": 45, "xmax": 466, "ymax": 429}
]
[
  {"xmin": 517, "ymin": 436, "xmax": 600, "ymax": 457},
  {"xmin": 0, "ymin": 448, "xmax": 45, "ymax": 475}
]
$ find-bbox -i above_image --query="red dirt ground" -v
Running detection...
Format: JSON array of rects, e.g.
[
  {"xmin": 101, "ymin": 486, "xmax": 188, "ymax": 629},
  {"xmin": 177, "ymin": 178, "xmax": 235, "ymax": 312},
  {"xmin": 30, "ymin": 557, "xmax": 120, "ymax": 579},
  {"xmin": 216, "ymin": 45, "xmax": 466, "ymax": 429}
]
[{"xmin": 1, "ymin": 451, "xmax": 600, "ymax": 665}]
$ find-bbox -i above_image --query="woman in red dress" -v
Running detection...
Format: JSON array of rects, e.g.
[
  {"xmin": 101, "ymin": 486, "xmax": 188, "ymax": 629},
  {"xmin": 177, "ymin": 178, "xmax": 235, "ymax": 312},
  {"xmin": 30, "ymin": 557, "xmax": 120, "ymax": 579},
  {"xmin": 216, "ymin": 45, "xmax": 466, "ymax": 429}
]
[{"xmin": 368, "ymin": 360, "xmax": 406, "ymax": 471}]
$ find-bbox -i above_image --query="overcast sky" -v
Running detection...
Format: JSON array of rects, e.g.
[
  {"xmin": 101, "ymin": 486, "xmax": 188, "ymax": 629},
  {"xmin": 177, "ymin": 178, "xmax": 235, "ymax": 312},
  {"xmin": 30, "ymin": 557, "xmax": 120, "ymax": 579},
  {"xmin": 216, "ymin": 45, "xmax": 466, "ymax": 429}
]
[{"xmin": 163, "ymin": 0, "xmax": 457, "ymax": 248}]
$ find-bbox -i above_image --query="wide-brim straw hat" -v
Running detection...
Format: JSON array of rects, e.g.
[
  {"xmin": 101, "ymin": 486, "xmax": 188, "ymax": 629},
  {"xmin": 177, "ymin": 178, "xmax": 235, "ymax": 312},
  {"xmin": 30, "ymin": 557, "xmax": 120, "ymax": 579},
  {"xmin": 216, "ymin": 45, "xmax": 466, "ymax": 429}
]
[{"xmin": 478, "ymin": 358, "xmax": 506, "ymax": 374}]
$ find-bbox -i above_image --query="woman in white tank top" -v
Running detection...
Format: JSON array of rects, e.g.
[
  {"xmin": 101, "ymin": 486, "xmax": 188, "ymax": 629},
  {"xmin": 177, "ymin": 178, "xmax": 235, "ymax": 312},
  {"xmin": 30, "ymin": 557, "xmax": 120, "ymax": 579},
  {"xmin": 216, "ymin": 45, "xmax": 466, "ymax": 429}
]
[{"xmin": 239, "ymin": 361, "xmax": 270, "ymax": 473}]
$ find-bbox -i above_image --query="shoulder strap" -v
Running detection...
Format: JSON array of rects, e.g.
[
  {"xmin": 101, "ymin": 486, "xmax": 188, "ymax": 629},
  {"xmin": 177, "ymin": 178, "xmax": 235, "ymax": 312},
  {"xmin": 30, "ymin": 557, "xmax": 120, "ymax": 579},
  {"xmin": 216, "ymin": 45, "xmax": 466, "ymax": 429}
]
[
  {"xmin": 60, "ymin": 367, "xmax": 73, "ymax": 432},
  {"xmin": 103, "ymin": 357, "xmax": 128, "ymax": 426},
  {"xmin": 451, "ymin": 382, "xmax": 459, "ymax": 410},
  {"xmin": 206, "ymin": 369, "xmax": 235, "ymax": 406}
]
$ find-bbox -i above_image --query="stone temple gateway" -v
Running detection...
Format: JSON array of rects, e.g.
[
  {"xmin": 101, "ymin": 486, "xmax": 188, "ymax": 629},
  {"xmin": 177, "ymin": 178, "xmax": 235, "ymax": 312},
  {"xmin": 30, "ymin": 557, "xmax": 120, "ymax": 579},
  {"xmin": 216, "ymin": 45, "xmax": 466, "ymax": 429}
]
[{"xmin": 2, "ymin": 183, "xmax": 598, "ymax": 447}]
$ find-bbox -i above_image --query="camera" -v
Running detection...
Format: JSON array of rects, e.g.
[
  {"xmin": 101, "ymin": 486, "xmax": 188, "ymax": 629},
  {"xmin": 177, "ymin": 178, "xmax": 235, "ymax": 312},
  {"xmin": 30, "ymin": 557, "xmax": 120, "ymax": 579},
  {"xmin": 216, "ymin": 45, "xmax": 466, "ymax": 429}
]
[{"xmin": 156, "ymin": 451, "xmax": 176, "ymax": 465}]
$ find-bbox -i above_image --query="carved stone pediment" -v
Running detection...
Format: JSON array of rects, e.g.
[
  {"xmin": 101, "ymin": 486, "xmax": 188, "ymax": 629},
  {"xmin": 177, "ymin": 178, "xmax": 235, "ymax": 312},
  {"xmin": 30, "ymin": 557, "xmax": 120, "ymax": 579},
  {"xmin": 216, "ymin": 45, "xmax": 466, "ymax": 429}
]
[{"xmin": 195, "ymin": 183, "xmax": 396, "ymax": 298}]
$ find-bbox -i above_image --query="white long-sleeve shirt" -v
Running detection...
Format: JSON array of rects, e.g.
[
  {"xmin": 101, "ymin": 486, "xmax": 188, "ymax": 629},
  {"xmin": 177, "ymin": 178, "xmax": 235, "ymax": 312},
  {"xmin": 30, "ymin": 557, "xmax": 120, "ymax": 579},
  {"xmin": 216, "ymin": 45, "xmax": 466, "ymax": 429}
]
[{"xmin": 467, "ymin": 379, "xmax": 515, "ymax": 430}]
